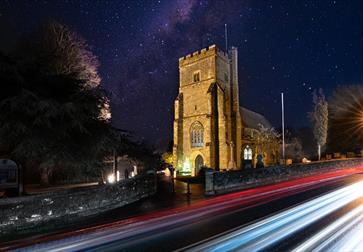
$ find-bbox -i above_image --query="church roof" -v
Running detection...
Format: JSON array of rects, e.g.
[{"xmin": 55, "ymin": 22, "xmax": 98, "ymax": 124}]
[{"xmin": 240, "ymin": 107, "xmax": 272, "ymax": 129}]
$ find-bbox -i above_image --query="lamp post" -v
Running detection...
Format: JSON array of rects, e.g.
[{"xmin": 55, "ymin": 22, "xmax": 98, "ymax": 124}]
[
  {"xmin": 113, "ymin": 149, "xmax": 117, "ymax": 181},
  {"xmin": 281, "ymin": 92, "xmax": 285, "ymax": 164},
  {"xmin": 168, "ymin": 165, "xmax": 175, "ymax": 193}
]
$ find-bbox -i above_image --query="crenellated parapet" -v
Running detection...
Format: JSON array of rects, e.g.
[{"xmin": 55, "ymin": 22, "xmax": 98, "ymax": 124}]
[{"xmin": 178, "ymin": 44, "xmax": 228, "ymax": 67}]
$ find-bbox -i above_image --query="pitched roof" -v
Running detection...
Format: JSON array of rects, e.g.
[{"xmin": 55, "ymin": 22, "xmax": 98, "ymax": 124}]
[{"xmin": 240, "ymin": 107, "xmax": 272, "ymax": 129}]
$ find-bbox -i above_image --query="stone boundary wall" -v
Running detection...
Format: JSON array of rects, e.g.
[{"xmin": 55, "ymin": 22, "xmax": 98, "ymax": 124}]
[
  {"xmin": 0, "ymin": 174, "xmax": 156, "ymax": 236},
  {"xmin": 205, "ymin": 159, "xmax": 363, "ymax": 195}
]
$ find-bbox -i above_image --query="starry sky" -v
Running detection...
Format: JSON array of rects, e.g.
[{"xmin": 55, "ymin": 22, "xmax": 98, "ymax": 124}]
[{"xmin": 1, "ymin": 0, "xmax": 363, "ymax": 146}]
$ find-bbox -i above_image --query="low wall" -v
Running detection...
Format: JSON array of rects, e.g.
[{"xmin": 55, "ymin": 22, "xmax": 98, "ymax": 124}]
[
  {"xmin": 205, "ymin": 159, "xmax": 363, "ymax": 195},
  {"xmin": 0, "ymin": 174, "xmax": 156, "ymax": 236}
]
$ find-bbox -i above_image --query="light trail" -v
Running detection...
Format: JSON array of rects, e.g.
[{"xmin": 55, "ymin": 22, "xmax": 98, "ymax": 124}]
[
  {"xmin": 293, "ymin": 201, "xmax": 363, "ymax": 252},
  {"xmin": 293, "ymin": 203, "xmax": 363, "ymax": 252},
  {"xmin": 187, "ymin": 180, "xmax": 363, "ymax": 252},
  {"xmin": 5, "ymin": 167, "xmax": 363, "ymax": 251},
  {"xmin": 12, "ymin": 172, "xmax": 351, "ymax": 252},
  {"xmin": 330, "ymin": 220, "xmax": 363, "ymax": 251}
]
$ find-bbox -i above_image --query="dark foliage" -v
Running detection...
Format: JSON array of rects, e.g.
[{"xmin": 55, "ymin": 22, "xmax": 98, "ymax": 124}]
[{"xmin": 0, "ymin": 23, "xmax": 127, "ymax": 184}]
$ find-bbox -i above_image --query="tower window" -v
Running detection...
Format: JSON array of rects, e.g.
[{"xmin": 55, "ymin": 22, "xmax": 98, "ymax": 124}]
[
  {"xmin": 193, "ymin": 71, "xmax": 200, "ymax": 82},
  {"xmin": 190, "ymin": 121, "xmax": 204, "ymax": 147}
]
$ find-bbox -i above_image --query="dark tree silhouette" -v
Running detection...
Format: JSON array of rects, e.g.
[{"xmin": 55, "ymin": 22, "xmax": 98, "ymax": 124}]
[{"xmin": 0, "ymin": 23, "xmax": 117, "ymax": 185}]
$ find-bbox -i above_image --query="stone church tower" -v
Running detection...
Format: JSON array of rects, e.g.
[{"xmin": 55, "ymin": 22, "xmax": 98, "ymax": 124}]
[{"xmin": 173, "ymin": 45, "xmax": 242, "ymax": 176}]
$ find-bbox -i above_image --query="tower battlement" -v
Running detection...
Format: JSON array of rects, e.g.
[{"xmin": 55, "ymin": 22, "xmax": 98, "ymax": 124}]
[{"xmin": 179, "ymin": 44, "xmax": 228, "ymax": 66}]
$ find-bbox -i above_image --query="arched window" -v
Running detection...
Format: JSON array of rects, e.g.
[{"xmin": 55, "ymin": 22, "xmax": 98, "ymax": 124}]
[
  {"xmin": 190, "ymin": 121, "xmax": 204, "ymax": 147},
  {"xmin": 244, "ymin": 145, "xmax": 252, "ymax": 160}
]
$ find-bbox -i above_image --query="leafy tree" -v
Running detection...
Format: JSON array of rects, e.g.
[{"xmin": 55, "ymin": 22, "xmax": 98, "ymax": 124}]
[
  {"xmin": 162, "ymin": 152, "xmax": 174, "ymax": 166},
  {"xmin": 0, "ymin": 23, "xmax": 115, "ymax": 185},
  {"xmin": 251, "ymin": 124, "xmax": 280, "ymax": 165},
  {"xmin": 309, "ymin": 89, "xmax": 328, "ymax": 160},
  {"xmin": 257, "ymin": 124, "xmax": 280, "ymax": 143}
]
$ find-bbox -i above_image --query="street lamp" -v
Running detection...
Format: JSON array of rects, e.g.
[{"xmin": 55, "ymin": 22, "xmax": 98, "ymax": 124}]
[{"xmin": 281, "ymin": 92, "xmax": 285, "ymax": 164}]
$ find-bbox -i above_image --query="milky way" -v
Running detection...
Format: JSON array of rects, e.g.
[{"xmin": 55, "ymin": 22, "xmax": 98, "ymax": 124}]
[{"xmin": 1, "ymin": 0, "xmax": 363, "ymax": 146}]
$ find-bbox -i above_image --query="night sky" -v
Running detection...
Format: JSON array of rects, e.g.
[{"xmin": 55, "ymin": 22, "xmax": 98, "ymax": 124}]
[{"xmin": 1, "ymin": 0, "xmax": 363, "ymax": 146}]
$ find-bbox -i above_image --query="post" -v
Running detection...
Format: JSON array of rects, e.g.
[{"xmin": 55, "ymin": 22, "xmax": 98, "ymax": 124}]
[
  {"xmin": 281, "ymin": 92, "xmax": 285, "ymax": 163},
  {"xmin": 318, "ymin": 144, "xmax": 321, "ymax": 161},
  {"xmin": 113, "ymin": 149, "xmax": 117, "ymax": 181},
  {"xmin": 18, "ymin": 164, "xmax": 23, "ymax": 196},
  {"xmin": 168, "ymin": 166, "xmax": 175, "ymax": 193},
  {"xmin": 171, "ymin": 176, "xmax": 175, "ymax": 193},
  {"xmin": 225, "ymin": 24, "xmax": 228, "ymax": 52},
  {"xmin": 204, "ymin": 170, "xmax": 215, "ymax": 195}
]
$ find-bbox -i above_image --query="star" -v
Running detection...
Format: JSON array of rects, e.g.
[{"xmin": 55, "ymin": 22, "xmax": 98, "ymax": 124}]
[{"xmin": 1, "ymin": 0, "xmax": 363, "ymax": 144}]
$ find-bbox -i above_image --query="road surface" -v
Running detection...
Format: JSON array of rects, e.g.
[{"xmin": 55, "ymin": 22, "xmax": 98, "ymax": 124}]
[{"xmin": 4, "ymin": 168, "xmax": 363, "ymax": 251}]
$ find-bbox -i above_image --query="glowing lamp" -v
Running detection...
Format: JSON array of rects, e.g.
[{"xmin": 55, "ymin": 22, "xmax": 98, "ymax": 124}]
[
  {"xmin": 107, "ymin": 174, "xmax": 116, "ymax": 184},
  {"xmin": 182, "ymin": 158, "xmax": 191, "ymax": 173}
]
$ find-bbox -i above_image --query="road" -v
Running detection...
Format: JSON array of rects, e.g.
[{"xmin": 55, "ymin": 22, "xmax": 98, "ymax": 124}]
[{"xmin": 5, "ymin": 168, "xmax": 363, "ymax": 252}]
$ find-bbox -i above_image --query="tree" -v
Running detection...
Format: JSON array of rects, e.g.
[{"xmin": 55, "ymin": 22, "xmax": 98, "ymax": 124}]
[
  {"xmin": 285, "ymin": 137, "xmax": 304, "ymax": 162},
  {"xmin": 0, "ymin": 23, "xmax": 115, "ymax": 185},
  {"xmin": 309, "ymin": 89, "xmax": 328, "ymax": 160},
  {"xmin": 34, "ymin": 22, "xmax": 101, "ymax": 89},
  {"xmin": 284, "ymin": 129, "xmax": 305, "ymax": 162},
  {"xmin": 162, "ymin": 152, "xmax": 174, "ymax": 166},
  {"xmin": 255, "ymin": 124, "xmax": 280, "ymax": 165},
  {"xmin": 328, "ymin": 85, "xmax": 363, "ymax": 153},
  {"xmin": 257, "ymin": 124, "xmax": 280, "ymax": 143},
  {"xmin": 295, "ymin": 127, "xmax": 315, "ymax": 159}
]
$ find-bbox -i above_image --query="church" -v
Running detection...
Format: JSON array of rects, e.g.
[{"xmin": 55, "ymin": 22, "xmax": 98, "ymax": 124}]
[{"xmin": 173, "ymin": 45, "xmax": 279, "ymax": 176}]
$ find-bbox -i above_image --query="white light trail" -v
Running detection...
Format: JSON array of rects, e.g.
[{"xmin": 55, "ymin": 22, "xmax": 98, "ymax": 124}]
[
  {"xmin": 188, "ymin": 180, "xmax": 363, "ymax": 252},
  {"xmin": 293, "ymin": 203, "xmax": 363, "ymax": 252},
  {"xmin": 331, "ymin": 221, "xmax": 363, "ymax": 251},
  {"xmin": 293, "ymin": 201, "xmax": 363, "ymax": 252},
  {"xmin": 15, "ymin": 176, "xmax": 362, "ymax": 252}
]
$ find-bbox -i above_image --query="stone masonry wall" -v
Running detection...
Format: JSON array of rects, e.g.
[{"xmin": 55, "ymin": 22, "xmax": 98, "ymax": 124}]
[
  {"xmin": 205, "ymin": 159, "xmax": 363, "ymax": 195},
  {"xmin": 0, "ymin": 174, "xmax": 156, "ymax": 236}
]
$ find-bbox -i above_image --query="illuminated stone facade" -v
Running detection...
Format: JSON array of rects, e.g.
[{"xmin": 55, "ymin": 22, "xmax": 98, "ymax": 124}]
[
  {"xmin": 173, "ymin": 45, "xmax": 280, "ymax": 176},
  {"xmin": 173, "ymin": 44, "xmax": 279, "ymax": 176}
]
